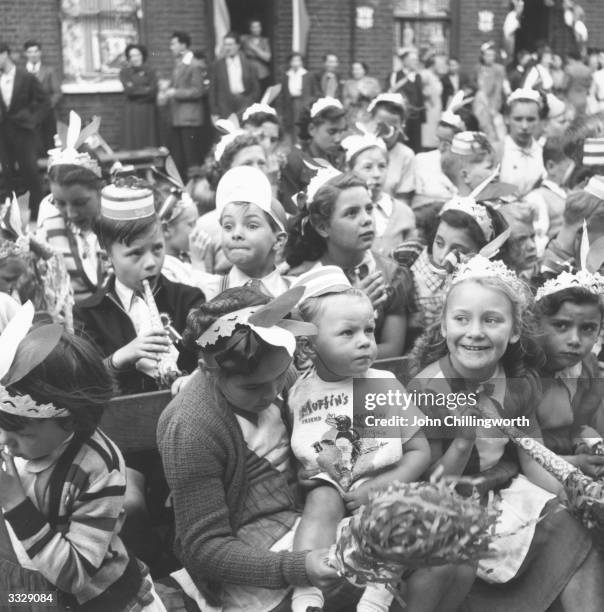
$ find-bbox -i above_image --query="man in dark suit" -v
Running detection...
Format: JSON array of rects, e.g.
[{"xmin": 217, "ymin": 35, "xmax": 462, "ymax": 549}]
[
  {"xmin": 24, "ymin": 40, "xmax": 62, "ymax": 154},
  {"xmin": 312, "ymin": 53, "xmax": 343, "ymax": 100},
  {"xmin": 0, "ymin": 42, "xmax": 48, "ymax": 220},
  {"xmin": 386, "ymin": 49, "xmax": 425, "ymax": 152},
  {"xmin": 164, "ymin": 31, "xmax": 206, "ymax": 181},
  {"xmin": 209, "ymin": 32, "xmax": 260, "ymax": 119}
]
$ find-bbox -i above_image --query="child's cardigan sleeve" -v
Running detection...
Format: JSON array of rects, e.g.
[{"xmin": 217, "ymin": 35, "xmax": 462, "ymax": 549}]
[
  {"xmin": 3, "ymin": 439, "xmax": 129, "ymax": 601},
  {"xmin": 157, "ymin": 371, "xmax": 308, "ymax": 600}
]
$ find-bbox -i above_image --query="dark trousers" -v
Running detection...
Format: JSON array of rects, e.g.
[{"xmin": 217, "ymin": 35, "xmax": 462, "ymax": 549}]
[
  {"xmin": 169, "ymin": 125, "xmax": 203, "ymax": 182},
  {"xmin": 38, "ymin": 109, "xmax": 57, "ymax": 155},
  {"xmin": 404, "ymin": 117, "xmax": 423, "ymax": 153},
  {"xmin": 0, "ymin": 121, "xmax": 44, "ymax": 220}
]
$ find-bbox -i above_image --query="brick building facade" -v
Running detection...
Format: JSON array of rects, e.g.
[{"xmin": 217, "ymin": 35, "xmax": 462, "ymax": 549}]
[{"xmin": 1, "ymin": 0, "xmax": 604, "ymax": 149}]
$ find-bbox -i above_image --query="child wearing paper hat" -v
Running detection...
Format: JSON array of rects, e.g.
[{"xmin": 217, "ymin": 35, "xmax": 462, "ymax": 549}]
[{"xmin": 199, "ymin": 166, "xmax": 290, "ymax": 300}]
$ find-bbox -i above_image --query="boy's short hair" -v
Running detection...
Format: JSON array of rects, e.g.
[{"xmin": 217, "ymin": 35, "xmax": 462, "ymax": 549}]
[
  {"xmin": 0, "ymin": 42, "xmax": 11, "ymax": 55},
  {"xmin": 94, "ymin": 213, "xmax": 161, "ymax": 251},
  {"xmin": 23, "ymin": 40, "xmax": 40, "ymax": 51},
  {"xmin": 543, "ymin": 137, "xmax": 568, "ymax": 165}
]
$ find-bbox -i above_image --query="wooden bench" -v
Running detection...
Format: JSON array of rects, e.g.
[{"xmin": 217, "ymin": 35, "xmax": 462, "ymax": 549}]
[{"xmin": 100, "ymin": 390, "xmax": 172, "ymax": 453}]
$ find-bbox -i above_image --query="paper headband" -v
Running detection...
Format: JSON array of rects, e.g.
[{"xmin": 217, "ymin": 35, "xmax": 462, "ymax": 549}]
[
  {"xmin": 242, "ymin": 103, "xmax": 277, "ymax": 123},
  {"xmin": 440, "ymin": 197, "xmax": 495, "ymax": 242},
  {"xmin": 47, "ymin": 111, "xmax": 102, "ymax": 177},
  {"xmin": 535, "ymin": 269, "xmax": 603, "ymax": 302},
  {"xmin": 440, "ymin": 91, "xmax": 472, "ymax": 132},
  {"xmin": 215, "ymin": 166, "xmax": 286, "ymax": 231},
  {"xmin": 0, "ymin": 302, "xmax": 68, "ymax": 419},
  {"xmin": 310, "ymin": 97, "xmax": 344, "ymax": 119},
  {"xmin": 341, "ymin": 133, "xmax": 386, "ymax": 164},
  {"xmin": 196, "ymin": 287, "xmax": 316, "ymax": 373},
  {"xmin": 367, "ymin": 93, "xmax": 405, "ymax": 114},
  {"xmin": 507, "ymin": 88, "xmax": 542, "ymax": 108},
  {"xmin": 101, "ymin": 183, "xmax": 155, "ymax": 221}
]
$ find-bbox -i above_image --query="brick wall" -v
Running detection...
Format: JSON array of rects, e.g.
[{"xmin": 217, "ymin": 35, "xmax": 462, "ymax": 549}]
[{"xmin": 584, "ymin": 0, "xmax": 604, "ymax": 50}]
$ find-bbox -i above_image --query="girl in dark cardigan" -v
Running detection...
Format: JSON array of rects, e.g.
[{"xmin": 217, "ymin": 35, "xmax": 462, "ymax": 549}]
[{"xmin": 157, "ymin": 287, "xmax": 357, "ymax": 611}]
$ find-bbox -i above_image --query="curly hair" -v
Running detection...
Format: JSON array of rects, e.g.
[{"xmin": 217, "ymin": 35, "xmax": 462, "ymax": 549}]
[
  {"xmin": 205, "ymin": 133, "xmax": 264, "ymax": 189},
  {"xmin": 284, "ymin": 172, "xmax": 367, "ymax": 268},
  {"xmin": 48, "ymin": 164, "xmax": 102, "ymax": 191},
  {"xmin": 408, "ymin": 275, "xmax": 543, "ymax": 380},
  {"xmin": 182, "ymin": 286, "xmax": 270, "ymax": 352},
  {"xmin": 0, "ymin": 330, "xmax": 114, "ymax": 437}
]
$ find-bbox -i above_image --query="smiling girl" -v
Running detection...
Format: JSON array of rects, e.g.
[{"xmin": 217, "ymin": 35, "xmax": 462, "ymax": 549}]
[
  {"xmin": 285, "ymin": 172, "xmax": 408, "ymax": 358},
  {"xmin": 409, "ymin": 256, "xmax": 604, "ymax": 612}
]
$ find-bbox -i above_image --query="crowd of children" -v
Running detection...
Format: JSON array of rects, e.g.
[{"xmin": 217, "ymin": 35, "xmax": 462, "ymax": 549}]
[{"xmin": 2, "ymin": 70, "xmax": 604, "ymax": 612}]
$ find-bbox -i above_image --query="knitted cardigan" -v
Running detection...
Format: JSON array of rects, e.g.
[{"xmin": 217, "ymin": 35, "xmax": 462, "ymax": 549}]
[{"xmin": 157, "ymin": 367, "xmax": 309, "ymax": 605}]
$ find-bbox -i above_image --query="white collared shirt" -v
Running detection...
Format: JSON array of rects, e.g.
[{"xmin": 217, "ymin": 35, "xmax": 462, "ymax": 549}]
[
  {"xmin": 226, "ymin": 55, "xmax": 245, "ymax": 95},
  {"xmin": 0, "ymin": 64, "xmax": 16, "ymax": 108},
  {"xmin": 181, "ymin": 50, "xmax": 193, "ymax": 66},
  {"xmin": 202, "ymin": 266, "xmax": 290, "ymax": 301},
  {"xmin": 500, "ymin": 135, "xmax": 546, "ymax": 197},
  {"xmin": 73, "ymin": 228, "xmax": 100, "ymax": 285},
  {"xmin": 373, "ymin": 192, "xmax": 394, "ymax": 237},
  {"xmin": 287, "ymin": 67, "xmax": 307, "ymax": 97},
  {"xmin": 114, "ymin": 278, "xmax": 153, "ymax": 335},
  {"xmin": 26, "ymin": 61, "xmax": 40, "ymax": 75}
]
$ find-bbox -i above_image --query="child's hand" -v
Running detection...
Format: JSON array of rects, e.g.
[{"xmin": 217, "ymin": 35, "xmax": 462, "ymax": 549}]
[
  {"xmin": 0, "ymin": 451, "xmax": 27, "ymax": 512},
  {"xmin": 305, "ymin": 548, "xmax": 341, "ymax": 590},
  {"xmin": 343, "ymin": 485, "xmax": 373, "ymax": 512},
  {"xmin": 357, "ymin": 272, "xmax": 388, "ymax": 310},
  {"xmin": 189, "ymin": 227, "xmax": 212, "ymax": 263},
  {"xmin": 112, "ymin": 331, "xmax": 170, "ymax": 369}
]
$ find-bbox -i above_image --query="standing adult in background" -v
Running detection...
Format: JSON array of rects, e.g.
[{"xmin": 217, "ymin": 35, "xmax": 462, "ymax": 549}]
[
  {"xmin": 441, "ymin": 57, "xmax": 471, "ymax": 109},
  {"xmin": 210, "ymin": 32, "xmax": 260, "ymax": 120},
  {"xmin": 312, "ymin": 53, "xmax": 343, "ymax": 100},
  {"xmin": 23, "ymin": 40, "xmax": 61, "ymax": 155},
  {"xmin": 341, "ymin": 61, "xmax": 381, "ymax": 122},
  {"xmin": 0, "ymin": 42, "xmax": 48, "ymax": 221},
  {"xmin": 119, "ymin": 43, "xmax": 158, "ymax": 150},
  {"xmin": 240, "ymin": 19, "xmax": 272, "ymax": 92},
  {"xmin": 163, "ymin": 31, "xmax": 205, "ymax": 181},
  {"xmin": 565, "ymin": 50, "xmax": 592, "ymax": 116},
  {"xmin": 474, "ymin": 42, "xmax": 505, "ymax": 115},
  {"xmin": 421, "ymin": 51, "xmax": 445, "ymax": 150},
  {"xmin": 279, "ymin": 52, "xmax": 312, "ymax": 143},
  {"xmin": 386, "ymin": 48, "xmax": 425, "ymax": 152}
]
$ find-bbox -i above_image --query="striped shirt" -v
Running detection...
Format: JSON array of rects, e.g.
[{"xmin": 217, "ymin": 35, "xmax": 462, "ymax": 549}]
[
  {"xmin": 3, "ymin": 428, "xmax": 152, "ymax": 609},
  {"xmin": 36, "ymin": 211, "xmax": 108, "ymax": 303}
]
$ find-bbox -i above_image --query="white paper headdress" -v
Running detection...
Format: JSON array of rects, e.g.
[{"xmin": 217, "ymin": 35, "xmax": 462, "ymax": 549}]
[
  {"xmin": 310, "ymin": 97, "xmax": 344, "ymax": 118},
  {"xmin": 0, "ymin": 302, "xmax": 68, "ymax": 418},
  {"xmin": 47, "ymin": 111, "xmax": 102, "ymax": 177}
]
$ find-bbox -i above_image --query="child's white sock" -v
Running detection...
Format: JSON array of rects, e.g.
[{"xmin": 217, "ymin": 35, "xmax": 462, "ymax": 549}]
[
  {"xmin": 357, "ymin": 583, "xmax": 394, "ymax": 612},
  {"xmin": 291, "ymin": 585, "xmax": 325, "ymax": 612}
]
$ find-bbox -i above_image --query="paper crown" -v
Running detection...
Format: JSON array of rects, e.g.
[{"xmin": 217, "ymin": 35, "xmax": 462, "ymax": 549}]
[
  {"xmin": 197, "ymin": 286, "xmax": 316, "ymax": 361},
  {"xmin": 47, "ymin": 111, "xmax": 102, "ymax": 177},
  {"xmin": 507, "ymin": 88, "xmax": 542, "ymax": 107},
  {"xmin": 242, "ymin": 103, "xmax": 277, "ymax": 123},
  {"xmin": 367, "ymin": 93, "xmax": 406, "ymax": 114},
  {"xmin": 290, "ymin": 265, "xmax": 351, "ymax": 302},
  {"xmin": 451, "ymin": 255, "xmax": 524, "ymax": 292},
  {"xmin": 215, "ymin": 166, "xmax": 286, "ymax": 231},
  {"xmin": 584, "ymin": 175, "xmax": 604, "ymax": 200},
  {"xmin": 440, "ymin": 197, "xmax": 495, "ymax": 242},
  {"xmin": 310, "ymin": 97, "xmax": 344, "ymax": 118},
  {"xmin": 0, "ymin": 194, "xmax": 30, "ymax": 260},
  {"xmin": 101, "ymin": 183, "xmax": 155, "ymax": 221},
  {"xmin": 214, "ymin": 130, "xmax": 247, "ymax": 162},
  {"xmin": 583, "ymin": 139, "xmax": 604, "ymax": 167},
  {"xmin": 0, "ymin": 302, "xmax": 68, "ymax": 419},
  {"xmin": 535, "ymin": 269, "xmax": 604, "ymax": 302},
  {"xmin": 341, "ymin": 133, "xmax": 386, "ymax": 164},
  {"xmin": 546, "ymin": 94, "xmax": 566, "ymax": 119},
  {"xmin": 450, "ymin": 131, "xmax": 489, "ymax": 156}
]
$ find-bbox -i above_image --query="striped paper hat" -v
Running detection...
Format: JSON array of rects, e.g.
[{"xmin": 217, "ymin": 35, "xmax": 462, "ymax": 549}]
[
  {"xmin": 290, "ymin": 265, "xmax": 351, "ymax": 303},
  {"xmin": 450, "ymin": 131, "xmax": 489, "ymax": 156},
  {"xmin": 101, "ymin": 183, "xmax": 155, "ymax": 221},
  {"xmin": 582, "ymin": 138, "xmax": 604, "ymax": 167}
]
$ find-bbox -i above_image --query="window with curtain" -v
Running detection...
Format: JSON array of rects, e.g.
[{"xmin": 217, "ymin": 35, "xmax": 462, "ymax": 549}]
[
  {"xmin": 394, "ymin": 0, "xmax": 451, "ymax": 52},
  {"xmin": 61, "ymin": 0, "xmax": 142, "ymax": 85}
]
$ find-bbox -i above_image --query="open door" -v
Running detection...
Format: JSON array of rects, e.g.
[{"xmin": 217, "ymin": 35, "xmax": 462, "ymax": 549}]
[{"xmin": 226, "ymin": 0, "xmax": 275, "ymax": 75}]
